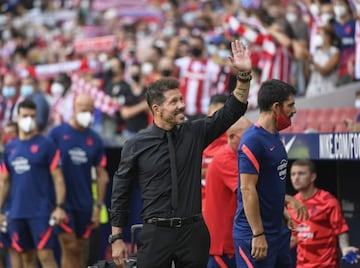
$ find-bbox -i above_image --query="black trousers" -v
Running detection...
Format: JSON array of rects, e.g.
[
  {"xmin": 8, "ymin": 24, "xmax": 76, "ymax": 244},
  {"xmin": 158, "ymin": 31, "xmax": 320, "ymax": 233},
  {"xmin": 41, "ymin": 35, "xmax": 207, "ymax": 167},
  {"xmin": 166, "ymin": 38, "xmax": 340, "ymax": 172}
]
[{"xmin": 137, "ymin": 219, "xmax": 210, "ymax": 268}]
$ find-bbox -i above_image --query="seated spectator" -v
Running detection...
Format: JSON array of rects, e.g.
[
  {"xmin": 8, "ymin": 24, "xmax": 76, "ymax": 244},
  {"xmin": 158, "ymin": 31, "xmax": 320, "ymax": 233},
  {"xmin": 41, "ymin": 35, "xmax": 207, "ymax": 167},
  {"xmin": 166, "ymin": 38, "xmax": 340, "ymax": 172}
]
[
  {"xmin": 345, "ymin": 89, "xmax": 360, "ymax": 131},
  {"xmin": 306, "ymin": 24, "xmax": 340, "ymax": 97}
]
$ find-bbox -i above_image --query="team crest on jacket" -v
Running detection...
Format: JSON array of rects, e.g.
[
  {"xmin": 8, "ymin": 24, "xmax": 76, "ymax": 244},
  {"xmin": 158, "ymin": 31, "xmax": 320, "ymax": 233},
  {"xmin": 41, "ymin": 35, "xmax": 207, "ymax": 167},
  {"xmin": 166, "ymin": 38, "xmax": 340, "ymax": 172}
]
[
  {"xmin": 86, "ymin": 137, "xmax": 93, "ymax": 146},
  {"xmin": 30, "ymin": 144, "xmax": 39, "ymax": 153}
]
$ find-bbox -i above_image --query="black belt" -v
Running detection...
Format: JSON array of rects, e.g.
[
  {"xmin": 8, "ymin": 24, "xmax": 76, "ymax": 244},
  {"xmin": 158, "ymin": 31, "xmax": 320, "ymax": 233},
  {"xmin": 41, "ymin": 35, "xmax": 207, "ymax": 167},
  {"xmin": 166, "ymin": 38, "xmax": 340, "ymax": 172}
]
[{"xmin": 145, "ymin": 214, "xmax": 203, "ymax": 228}]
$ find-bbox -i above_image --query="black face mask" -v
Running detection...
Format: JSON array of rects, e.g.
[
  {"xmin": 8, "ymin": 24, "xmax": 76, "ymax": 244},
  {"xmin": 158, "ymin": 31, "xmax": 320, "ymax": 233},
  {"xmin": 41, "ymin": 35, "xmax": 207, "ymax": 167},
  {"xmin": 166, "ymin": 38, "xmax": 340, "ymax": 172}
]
[
  {"xmin": 190, "ymin": 47, "xmax": 202, "ymax": 57},
  {"xmin": 131, "ymin": 74, "xmax": 141, "ymax": 82},
  {"xmin": 160, "ymin": 69, "xmax": 172, "ymax": 77}
]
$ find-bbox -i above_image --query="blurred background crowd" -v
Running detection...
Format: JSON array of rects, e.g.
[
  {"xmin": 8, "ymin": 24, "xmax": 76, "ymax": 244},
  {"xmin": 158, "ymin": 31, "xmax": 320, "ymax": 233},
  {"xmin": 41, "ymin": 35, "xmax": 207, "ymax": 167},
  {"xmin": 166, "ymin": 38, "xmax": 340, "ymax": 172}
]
[{"xmin": 0, "ymin": 0, "xmax": 360, "ymax": 148}]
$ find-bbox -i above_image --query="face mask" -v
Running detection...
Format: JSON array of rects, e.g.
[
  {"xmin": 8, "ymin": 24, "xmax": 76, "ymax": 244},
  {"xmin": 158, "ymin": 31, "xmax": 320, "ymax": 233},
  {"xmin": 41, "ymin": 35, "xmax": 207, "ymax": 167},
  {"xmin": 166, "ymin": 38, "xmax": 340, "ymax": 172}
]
[
  {"xmin": 275, "ymin": 107, "xmax": 291, "ymax": 131},
  {"xmin": 333, "ymin": 5, "xmax": 346, "ymax": 19},
  {"xmin": 18, "ymin": 116, "xmax": 36, "ymax": 133},
  {"xmin": 2, "ymin": 86, "xmax": 16, "ymax": 98},
  {"xmin": 20, "ymin": 85, "xmax": 34, "ymax": 97},
  {"xmin": 313, "ymin": 34, "xmax": 324, "ymax": 47},
  {"xmin": 310, "ymin": 4, "xmax": 319, "ymax": 17},
  {"xmin": 190, "ymin": 47, "xmax": 202, "ymax": 58},
  {"xmin": 141, "ymin": 62, "xmax": 154, "ymax": 76},
  {"xmin": 76, "ymin": 111, "xmax": 93, "ymax": 128},
  {"xmin": 207, "ymin": 44, "xmax": 217, "ymax": 55},
  {"xmin": 160, "ymin": 69, "xmax": 172, "ymax": 77},
  {"xmin": 320, "ymin": 13, "xmax": 333, "ymax": 25},
  {"xmin": 356, "ymin": 4, "xmax": 360, "ymax": 16},
  {"xmin": 355, "ymin": 99, "xmax": 360, "ymax": 109},
  {"xmin": 131, "ymin": 74, "xmax": 141, "ymax": 83},
  {"xmin": 163, "ymin": 26, "xmax": 175, "ymax": 37},
  {"xmin": 218, "ymin": 50, "xmax": 230, "ymax": 59},
  {"xmin": 50, "ymin": 82, "xmax": 65, "ymax": 98},
  {"xmin": 286, "ymin": 13, "xmax": 297, "ymax": 23}
]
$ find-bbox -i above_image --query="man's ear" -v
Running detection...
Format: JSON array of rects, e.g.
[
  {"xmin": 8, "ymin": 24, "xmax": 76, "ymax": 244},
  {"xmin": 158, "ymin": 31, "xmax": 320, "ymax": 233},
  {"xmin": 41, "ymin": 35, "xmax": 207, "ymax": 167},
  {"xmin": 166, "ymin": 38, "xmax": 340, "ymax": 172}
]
[
  {"xmin": 310, "ymin": 173, "xmax": 317, "ymax": 183},
  {"xmin": 272, "ymin": 102, "xmax": 281, "ymax": 115},
  {"xmin": 152, "ymin": 104, "xmax": 160, "ymax": 114}
]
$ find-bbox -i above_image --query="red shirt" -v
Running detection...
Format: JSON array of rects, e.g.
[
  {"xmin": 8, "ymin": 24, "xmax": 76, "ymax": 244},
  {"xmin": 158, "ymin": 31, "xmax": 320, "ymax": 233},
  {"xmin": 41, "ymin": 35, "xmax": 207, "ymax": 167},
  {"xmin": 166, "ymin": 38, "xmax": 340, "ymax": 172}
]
[
  {"xmin": 203, "ymin": 144, "xmax": 238, "ymax": 256},
  {"xmin": 201, "ymin": 133, "xmax": 228, "ymax": 209},
  {"xmin": 287, "ymin": 189, "xmax": 349, "ymax": 268}
]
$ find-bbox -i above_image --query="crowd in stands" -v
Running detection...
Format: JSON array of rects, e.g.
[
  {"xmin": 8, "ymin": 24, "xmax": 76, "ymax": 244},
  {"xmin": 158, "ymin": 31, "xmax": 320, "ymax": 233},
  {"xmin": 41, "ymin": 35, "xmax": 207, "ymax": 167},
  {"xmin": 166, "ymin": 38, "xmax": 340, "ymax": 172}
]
[{"xmin": 0, "ymin": 0, "xmax": 360, "ymax": 147}]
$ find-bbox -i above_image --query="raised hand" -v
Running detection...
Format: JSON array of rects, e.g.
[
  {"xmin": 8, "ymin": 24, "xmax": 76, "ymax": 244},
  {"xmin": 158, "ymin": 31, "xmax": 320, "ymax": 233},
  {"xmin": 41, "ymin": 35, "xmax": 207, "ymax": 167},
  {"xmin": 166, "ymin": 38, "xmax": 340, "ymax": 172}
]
[{"xmin": 228, "ymin": 40, "xmax": 252, "ymax": 73}]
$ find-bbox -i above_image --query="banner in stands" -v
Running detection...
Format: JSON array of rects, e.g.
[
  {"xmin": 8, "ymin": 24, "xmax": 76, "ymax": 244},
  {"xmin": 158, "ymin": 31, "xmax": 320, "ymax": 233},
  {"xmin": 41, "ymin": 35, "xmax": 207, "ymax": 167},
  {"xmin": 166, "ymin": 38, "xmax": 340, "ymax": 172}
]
[{"xmin": 281, "ymin": 133, "xmax": 360, "ymax": 160}]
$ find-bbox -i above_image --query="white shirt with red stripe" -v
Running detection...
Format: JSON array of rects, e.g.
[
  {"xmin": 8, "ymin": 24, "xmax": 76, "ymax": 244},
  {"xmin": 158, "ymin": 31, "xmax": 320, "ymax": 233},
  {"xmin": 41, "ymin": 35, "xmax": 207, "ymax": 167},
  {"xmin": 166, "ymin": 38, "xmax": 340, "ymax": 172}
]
[
  {"xmin": 175, "ymin": 57, "xmax": 220, "ymax": 116},
  {"xmin": 230, "ymin": 18, "xmax": 293, "ymax": 83}
]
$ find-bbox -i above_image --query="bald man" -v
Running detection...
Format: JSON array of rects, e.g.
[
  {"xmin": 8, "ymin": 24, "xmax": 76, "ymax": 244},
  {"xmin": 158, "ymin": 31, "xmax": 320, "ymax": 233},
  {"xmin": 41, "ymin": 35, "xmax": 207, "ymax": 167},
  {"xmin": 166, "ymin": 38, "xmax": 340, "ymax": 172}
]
[
  {"xmin": 203, "ymin": 117, "xmax": 252, "ymax": 268},
  {"xmin": 48, "ymin": 94, "xmax": 109, "ymax": 268}
]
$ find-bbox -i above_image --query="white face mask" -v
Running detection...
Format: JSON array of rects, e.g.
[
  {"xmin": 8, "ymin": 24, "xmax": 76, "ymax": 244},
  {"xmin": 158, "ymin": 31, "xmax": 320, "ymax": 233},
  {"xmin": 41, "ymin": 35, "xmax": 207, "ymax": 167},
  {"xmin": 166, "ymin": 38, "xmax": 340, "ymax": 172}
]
[
  {"xmin": 355, "ymin": 99, "xmax": 360, "ymax": 109},
  {"xmin": 356, "ymin": 4, "xmax": 360, "ymax": 16},
  {"xmin": 50, "ymin": 83, "xmax": 65, "ymax": 98},
  {"xmin": 286, "ymin": 13, "xmax": 297, "ymax": 23},
  {"xmin": 313, "ymin": 34, "xmax": 324, "ymax": 48},
  {"xmin": 310, "ymin": 4, "xmax": 319, "ymax": 17},
  {"xmin": 76, "ymin": 111, "xmax": 93, "ymax": 128},
  {"xmin": 333, "ymin": 5, "xmax": 347, "ymax": 19},
  {"xmin": 320, "ymin": 13, "xmax": 333, "ymax": 25},
  {"xmin": 18, "ymin": 116, "xmax": 36, "ymax": 133}
]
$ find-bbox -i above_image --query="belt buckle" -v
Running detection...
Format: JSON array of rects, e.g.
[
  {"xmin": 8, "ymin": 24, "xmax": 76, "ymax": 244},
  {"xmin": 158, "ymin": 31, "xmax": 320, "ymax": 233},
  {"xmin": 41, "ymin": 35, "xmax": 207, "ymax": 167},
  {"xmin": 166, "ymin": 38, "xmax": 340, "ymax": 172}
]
[{"xmin": 170, "ymin": 217, "xmax": 182, "ymax": 228}]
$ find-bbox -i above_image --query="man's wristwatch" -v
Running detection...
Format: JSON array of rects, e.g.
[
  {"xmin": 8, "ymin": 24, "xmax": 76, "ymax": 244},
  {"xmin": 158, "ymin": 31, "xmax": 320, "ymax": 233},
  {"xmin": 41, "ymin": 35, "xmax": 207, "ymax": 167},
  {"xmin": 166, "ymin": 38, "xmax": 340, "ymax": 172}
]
[
  {"xmin": 237, "ymin": 71, "xmax": 252, "ymax": 82},
  {"xmin": 56, "ymin": 203, "xmax": 66, "ymax": 210},
  {"xmin": 108, "ymin": 233, "xmax": 123, "ymax": 244}
]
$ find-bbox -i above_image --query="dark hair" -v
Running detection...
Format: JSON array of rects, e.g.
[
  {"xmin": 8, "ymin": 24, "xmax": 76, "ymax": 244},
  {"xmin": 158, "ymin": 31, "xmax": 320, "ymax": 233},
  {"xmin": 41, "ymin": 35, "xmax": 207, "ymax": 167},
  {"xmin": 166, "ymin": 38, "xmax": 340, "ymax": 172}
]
[
  {"xmin": 322, "ymin": 24, "xmax": 341, "ymax": 48},
  {"xmin": 292, "ymin": 159, "xmax": 317, "ymax": 173},
  {"xmin": 111, "ymin": 56, "xmax": 126, "ymax": 70},
  {"xmin": 18, "ymin": 98, "xmax": 36, "ymax": 113},
  {"xmin": 209, "ymin": 94, "xmax": 227, "ymax": 106},
  {"xmin": 5, "ymin": 121, "xmax": 18, "ymax": 133},
  {"xmin": 54, "ymin": 72, "xmax": 72, "ymax": 91},
  {"xmin": 257, "ymin": 79, "xmax": 296, "ymax": 112},
  {"xmin": 146, "ymin": 78, "xmax": 180, "ymax": 111}
]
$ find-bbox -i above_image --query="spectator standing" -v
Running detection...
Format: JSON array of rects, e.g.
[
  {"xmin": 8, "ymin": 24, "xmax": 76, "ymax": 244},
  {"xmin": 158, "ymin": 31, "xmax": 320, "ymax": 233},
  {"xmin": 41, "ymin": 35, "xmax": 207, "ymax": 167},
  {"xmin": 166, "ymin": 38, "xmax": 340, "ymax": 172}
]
[
  {"xmin": 305, "ymin": 24, "xmax": 340, "ymax": 97},
  {"xmin": 204, "ymin": 117, "xmax": 252, "ymax": 268},
  {"xmin": 14, "ymin": 76, "xmax": 50, "ymax": 133},
  {"xmin": 286, "ymin": 3, "xmax": 309, "ymax": 96},
  {"xmin": 0, "ymin": 73, "xmax": 19, "ymax": 130},
  {"xmin": 48, "ymin": 73, "xmax": 75, "ymax": 129},
  {"xmin": 353, "ymin": 0, "xmax": 360, "ymax": 80},
  {"xmin": 333, "ymin": 0, "xmax": 356, "ymax": 85},
  {"xmin": 110, "ymin": 40, "xmax": 252, "ymax": 268},
  {"xmin": 119, "ymin": 63, "xmax": 149, "ymax": 139},
  {"xmin": 233, "ymin": 79, "xmax": 297, "ymax": 267},
  {"xmin": 102, "ymin": 56, "xmax": 131, "ymax": 144},
  {"xmin": 287, "ymin": 159, "xmax": 360, "ymax": 267},
  {"xmin": 175, "ymin": 34, "xmax": 220, "ymax": 120},
  {"xmin": 0, "ymin": 99, "xmax": 66, "ymax": 268},
  {"xmin": 47, "ymin": 94, "xmax": 109, "ymax": 268}
]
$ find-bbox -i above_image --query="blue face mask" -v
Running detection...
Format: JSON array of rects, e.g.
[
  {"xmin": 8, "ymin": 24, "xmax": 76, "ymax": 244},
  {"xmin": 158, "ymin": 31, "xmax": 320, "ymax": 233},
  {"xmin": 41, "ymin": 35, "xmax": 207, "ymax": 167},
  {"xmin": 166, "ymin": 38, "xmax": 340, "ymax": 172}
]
[
  {"xmin": 2, "ymin": 86, "xmax": 16, "ymax": 98},
  {"xmin": 20, "ymin": 85, "xmax": 33, "ymax": 97}
]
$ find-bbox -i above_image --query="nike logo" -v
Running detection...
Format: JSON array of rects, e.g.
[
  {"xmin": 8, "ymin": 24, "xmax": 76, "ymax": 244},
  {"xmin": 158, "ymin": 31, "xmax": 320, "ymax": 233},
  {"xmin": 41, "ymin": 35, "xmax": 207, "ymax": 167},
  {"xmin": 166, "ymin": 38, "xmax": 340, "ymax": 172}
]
[
  {"xmin": 270, "ymin": 146, "xmax": 275, "ymax": 151},
  {"xmin": 285, "ymin": 136, "xmax": 296, "ymax": 153}
]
